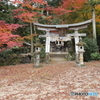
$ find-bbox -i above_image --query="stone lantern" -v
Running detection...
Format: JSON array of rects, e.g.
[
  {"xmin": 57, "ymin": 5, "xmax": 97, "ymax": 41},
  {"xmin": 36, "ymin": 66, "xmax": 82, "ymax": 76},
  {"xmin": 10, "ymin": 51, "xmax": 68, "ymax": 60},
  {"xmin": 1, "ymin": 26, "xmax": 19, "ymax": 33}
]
[
  {"xmin": 76, "ymin": 38, "xmax": 86, "ymax": 67},
  {"xmin": 33, "ymin": 39, "xmax": 42, "ymax": 68}
]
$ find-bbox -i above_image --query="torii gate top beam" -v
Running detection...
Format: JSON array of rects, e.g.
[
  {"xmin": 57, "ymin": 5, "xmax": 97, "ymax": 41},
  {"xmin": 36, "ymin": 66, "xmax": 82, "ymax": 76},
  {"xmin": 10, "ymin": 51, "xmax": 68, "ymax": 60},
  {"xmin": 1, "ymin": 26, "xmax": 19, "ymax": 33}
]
[{"xmin": 33, "ymin": 19, "xmax": 92, "ymax": 30}]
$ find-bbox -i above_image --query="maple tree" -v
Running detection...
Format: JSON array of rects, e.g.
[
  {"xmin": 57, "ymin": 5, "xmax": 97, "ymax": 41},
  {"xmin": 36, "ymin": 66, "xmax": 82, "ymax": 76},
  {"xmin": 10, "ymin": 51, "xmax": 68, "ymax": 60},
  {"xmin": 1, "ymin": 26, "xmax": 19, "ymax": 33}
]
[
  {"xmin": 0, "ymin": 21, "xmax": 22, "ymax": 52},
  {"xmin": 38, "ymin": 0, "xmax": 87, "ymax": 24},
  {"xmin": 13, "ymin": 0, "xmax": 47, "ymax": 23},
  {"xmin": 12, "ymin": 0, "xmax": 47, "ymax": 62},
  {"xmin": 51, "ymin": 0, "xmax": 86, "ymax": 16},
  {"xmin": 95, "ymin": 4, "xmax": 100, "ymax": 23},
  {"xmin": 12, "ymin": 0, "xmax": 23, "ymax": 4}
]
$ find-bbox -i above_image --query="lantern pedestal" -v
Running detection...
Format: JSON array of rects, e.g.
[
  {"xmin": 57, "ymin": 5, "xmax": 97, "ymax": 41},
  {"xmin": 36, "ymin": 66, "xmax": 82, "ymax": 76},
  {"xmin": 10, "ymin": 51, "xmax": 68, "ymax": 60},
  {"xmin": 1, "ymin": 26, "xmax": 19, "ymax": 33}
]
[
  {"xmin": 33, "ymin": 52, "xmax": 42, "ymax": 68},
  {"xmin": 75, "ymin": 53, "xmax": 79, "ymax": 64},
  {"xmin": 46, "ymin": 53, "xmax": 50, "ymax": 64},
  {"xmin": 76, "ymin": 52, "xmax": 86, "ymax": 67}
]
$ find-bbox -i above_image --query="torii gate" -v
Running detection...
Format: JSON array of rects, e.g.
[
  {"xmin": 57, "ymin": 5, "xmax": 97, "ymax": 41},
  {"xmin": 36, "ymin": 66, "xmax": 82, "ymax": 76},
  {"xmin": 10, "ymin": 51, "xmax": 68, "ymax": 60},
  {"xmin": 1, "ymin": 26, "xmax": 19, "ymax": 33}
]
[{"xmin": 33, "ymin": 19, "xmax": 92, "ymax": 63}]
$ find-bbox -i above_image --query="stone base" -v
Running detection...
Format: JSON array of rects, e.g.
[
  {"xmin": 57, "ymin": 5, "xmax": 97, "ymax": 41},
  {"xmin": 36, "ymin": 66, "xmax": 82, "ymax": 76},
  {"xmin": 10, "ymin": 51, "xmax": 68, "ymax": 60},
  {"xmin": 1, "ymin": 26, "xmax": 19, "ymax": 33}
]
[
  {"xmin": 76, "ymin": 63, "xmax": 87, "ymax": 67},
  {"xmin": 46, "ymin": 53, "xmax": 50, "ymax": 64},
  {"xmin": 33, "ymin": 65, "xmax": 42, "ymax": 68},
  {"xmin": 75, "ymin": 53, "xmax": 79, "ymax": 63}
]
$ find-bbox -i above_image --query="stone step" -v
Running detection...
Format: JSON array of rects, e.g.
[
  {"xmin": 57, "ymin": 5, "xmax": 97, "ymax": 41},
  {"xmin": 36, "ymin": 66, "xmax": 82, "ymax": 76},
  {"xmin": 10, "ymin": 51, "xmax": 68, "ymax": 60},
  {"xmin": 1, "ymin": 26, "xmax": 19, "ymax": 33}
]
[
  {"xmin": 50, "ymin": 54, "xmax": 66, "ymax": 58},
  {"xmin": 50, "ymin": 52, "xmax": 67, "ymax": 58},
  {"xmin": 51, "ymin": 57, "xmax": 66, "ymax": 62}
]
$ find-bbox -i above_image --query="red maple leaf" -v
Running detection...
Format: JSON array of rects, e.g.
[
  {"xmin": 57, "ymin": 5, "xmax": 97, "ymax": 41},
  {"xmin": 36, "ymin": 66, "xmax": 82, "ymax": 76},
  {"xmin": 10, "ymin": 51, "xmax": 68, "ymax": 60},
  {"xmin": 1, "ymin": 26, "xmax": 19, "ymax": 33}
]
[{"xmin": 0, "ymin": 21, "xmax": 23, "ymax": 51}]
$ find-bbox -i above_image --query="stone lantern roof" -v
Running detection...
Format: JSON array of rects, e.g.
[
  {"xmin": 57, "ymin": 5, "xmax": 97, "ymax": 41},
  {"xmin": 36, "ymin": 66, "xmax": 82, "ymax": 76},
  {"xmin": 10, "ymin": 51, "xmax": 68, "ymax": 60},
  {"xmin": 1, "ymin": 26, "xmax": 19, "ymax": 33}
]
[
  {"xmin": 34, "ymin": 43, "xmax": 42, "ymax": 47},
  {"xmin": 34, "ymin": 39, "xmax": 42, "ymax": 47},
  {"xmin": 76, "ymin": 41, "xmax": 86, "ymax": 46},
  {"xmin": 76, "ymin": 38, "xmax": 86, "ymax": 46}
]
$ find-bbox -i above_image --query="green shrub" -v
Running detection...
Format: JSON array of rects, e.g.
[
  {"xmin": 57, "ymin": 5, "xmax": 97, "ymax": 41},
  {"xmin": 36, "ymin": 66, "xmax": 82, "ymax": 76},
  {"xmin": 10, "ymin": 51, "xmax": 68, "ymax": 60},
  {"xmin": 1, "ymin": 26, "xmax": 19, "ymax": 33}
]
[
  {"xmin": 65, "ymin": 51, "xmax": 75, "ymax": 61},
  {"xmin": 90, "ymin": 53, "xmax": 100, "ymax": 60},
  {"xmin": 40, "ymin": 47, "xmax": 46, "ymax": 62},
  {"xmin": 12, "ymin": 46, "xmax": 29, "ymax": 54},
  {"xmin": 0, "ymin": 49, "xmax": 22, "ymax": 66},
  {"xmin": 83, "ymin": 38, "xmax": 98, "ymax": 62},
  {"xmin": 69, "ymin": 50, "xmax": 75, "ymax": 60}
]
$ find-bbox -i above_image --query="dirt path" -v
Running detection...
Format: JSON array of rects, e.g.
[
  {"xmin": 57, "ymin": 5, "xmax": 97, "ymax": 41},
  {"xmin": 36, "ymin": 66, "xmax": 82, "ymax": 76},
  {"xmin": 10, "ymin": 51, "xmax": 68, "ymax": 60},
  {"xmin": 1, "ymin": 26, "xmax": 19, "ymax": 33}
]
[{"xmin": 0, "ymin": 61, "xmax": 100, "ymax": 100}]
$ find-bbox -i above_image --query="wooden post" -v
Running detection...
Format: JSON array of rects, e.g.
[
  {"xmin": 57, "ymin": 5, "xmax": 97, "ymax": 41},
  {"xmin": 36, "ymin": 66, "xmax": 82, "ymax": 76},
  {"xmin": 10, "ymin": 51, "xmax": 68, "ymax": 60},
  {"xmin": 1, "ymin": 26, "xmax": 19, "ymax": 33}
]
[
  {"xmin": 30, "ymin": 23, "xmax": 34, "ymax": 62},
  {"xmin": 92, "ymin": 6, "xmax": 97, "ymax": 41},
  {"xmin": 88, "ymin": 0, "xmax": 97, "ymax": 41}
]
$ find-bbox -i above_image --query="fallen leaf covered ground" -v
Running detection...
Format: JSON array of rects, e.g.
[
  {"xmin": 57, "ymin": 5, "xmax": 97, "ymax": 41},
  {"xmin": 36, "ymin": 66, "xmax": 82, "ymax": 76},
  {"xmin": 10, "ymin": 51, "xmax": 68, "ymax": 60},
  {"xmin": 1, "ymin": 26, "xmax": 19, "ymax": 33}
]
[{"xmin": 0, "ymin": 60, "xmax": 100, "ymax": 100}]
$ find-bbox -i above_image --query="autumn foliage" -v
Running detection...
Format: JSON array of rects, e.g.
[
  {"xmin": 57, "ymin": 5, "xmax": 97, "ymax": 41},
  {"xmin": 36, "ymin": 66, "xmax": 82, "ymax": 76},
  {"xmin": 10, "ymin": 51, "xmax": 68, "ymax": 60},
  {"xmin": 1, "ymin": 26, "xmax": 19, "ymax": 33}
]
[
  {"xmin": 95, "ymin": 4, "xmax": 100, "ymax": 23},
  {"xmin": 12, "ymin": 0, "xmax": 23, "ymax": 4},
  {"xmin": 52, "ymin": 0, "xmax": 86, "ymax": 15},
  {"xmin": 0, "ymin": 0, "xmax": 100, "ymax": 51},
  {"xmin": 13, "ymin": 0, "xmax": 47, "ymax": 23},
  {"xmin": 0, "ymin": 21, "xmax": 22, "ymax": 51}
]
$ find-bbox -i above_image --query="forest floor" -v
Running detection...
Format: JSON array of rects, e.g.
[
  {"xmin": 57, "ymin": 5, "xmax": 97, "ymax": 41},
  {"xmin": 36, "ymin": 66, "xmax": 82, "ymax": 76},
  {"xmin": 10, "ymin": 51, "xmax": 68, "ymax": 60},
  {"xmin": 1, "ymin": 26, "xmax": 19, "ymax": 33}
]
[{"xmin": 0, "ymin": 60, "xmax": 100, "ymax": 100}]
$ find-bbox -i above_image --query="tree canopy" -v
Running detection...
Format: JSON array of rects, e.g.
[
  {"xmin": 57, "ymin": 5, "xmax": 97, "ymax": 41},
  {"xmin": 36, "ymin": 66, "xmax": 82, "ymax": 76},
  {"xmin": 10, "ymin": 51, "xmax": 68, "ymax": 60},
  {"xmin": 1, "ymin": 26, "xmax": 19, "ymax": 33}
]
[{"xmin": 0, "ymin": 0, "xmax": 100, "ymax": 51}]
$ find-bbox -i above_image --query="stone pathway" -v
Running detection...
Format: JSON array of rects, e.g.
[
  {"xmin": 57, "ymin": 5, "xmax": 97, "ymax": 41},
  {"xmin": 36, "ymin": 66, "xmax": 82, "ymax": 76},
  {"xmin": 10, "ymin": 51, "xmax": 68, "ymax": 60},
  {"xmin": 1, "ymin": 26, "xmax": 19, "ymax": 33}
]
[{"xmin": 0, "ymin": 61, "xmax": 100, "ymax": 100}]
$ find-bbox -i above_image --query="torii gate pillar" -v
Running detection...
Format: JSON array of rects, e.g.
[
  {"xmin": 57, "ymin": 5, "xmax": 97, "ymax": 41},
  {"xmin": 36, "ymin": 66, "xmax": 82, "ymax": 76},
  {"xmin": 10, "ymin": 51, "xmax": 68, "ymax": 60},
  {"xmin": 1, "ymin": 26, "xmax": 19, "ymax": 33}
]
[
  {"xmin": 68, "ymin": 29, "xmax": 86, "ymax": 63},
  {"xmin": 74, "ymin": 30, "xmax": 80, "ymax": 63},
  {"xmin": 45, "ymin": 30, "xmax": 50, "ymax": 63}
]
